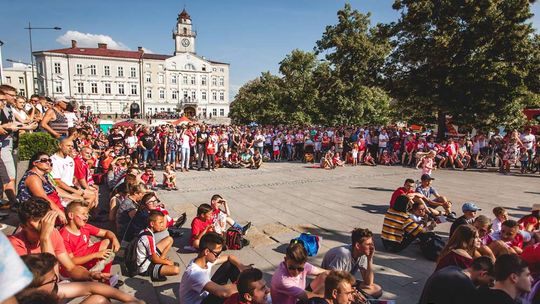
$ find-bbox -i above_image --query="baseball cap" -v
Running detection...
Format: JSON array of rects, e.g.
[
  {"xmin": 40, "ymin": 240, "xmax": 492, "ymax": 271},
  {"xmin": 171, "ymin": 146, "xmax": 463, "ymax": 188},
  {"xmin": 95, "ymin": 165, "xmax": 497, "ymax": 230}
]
[
  {"xmin": 462, "ymin": 202, "xmax": 481, "ymax": 212},
  {"xmin": 420, "ymin": 174, "xmax": 434, "ymax": 181}
]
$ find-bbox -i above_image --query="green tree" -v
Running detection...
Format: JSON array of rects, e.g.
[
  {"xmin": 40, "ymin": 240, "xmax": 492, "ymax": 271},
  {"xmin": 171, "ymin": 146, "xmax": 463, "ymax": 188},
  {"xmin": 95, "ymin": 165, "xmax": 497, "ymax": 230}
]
[
  {"xmin": 315, "ymin": 3, "xmax": 393, "ymax": 125},
  {"xmin": 387, "ymin": 0, "xmax": 539, "ymax": 136}
]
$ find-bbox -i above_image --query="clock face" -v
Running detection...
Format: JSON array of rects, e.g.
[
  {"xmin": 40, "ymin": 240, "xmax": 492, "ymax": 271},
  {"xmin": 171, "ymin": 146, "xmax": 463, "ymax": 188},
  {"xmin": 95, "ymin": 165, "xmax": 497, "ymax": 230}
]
[{"xmin": 181, "ymin": 38, "xmax": 190, "ymax": 47}]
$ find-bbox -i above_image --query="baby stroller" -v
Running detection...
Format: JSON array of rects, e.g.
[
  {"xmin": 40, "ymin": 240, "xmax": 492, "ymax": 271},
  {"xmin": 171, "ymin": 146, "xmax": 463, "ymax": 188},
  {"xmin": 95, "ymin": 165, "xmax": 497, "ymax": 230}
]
[{"xmin": 304, "ymin": 144, "xmax": 315, "ymax": 163}]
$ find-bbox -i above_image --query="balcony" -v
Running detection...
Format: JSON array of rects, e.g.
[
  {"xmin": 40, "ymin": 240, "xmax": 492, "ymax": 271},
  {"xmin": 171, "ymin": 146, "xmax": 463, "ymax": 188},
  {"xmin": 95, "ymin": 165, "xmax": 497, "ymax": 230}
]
[{"xmin": 172, "ymin": 29, "xmax": 197, "ymax": 37}]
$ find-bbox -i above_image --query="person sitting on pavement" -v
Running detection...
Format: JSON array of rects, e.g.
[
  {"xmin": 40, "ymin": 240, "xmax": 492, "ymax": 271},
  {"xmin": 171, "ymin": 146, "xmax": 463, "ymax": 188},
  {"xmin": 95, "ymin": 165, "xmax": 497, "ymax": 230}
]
[
  {"xmin": 491, "ymin": 206, "xmax": 509, "ymax": 234},
  {"xmin": 20, "ymin": 253, "xmax": 142, "ymax": 304},
  {"xmin": 389, "ymin": 178, "xmax": 425, "ymax": 209},
  {"xmin": 381, "ymin": 195, "xmax": 435, "ymax": 253},
  {"xmin": 59, "ymin": 201, "xmax": 120, "ymax": 281},
  {"xmin": 8, "ymin": 197, "xmax": 108, "ymax": 282},
  {"xmin": 223, "ymin": 268, "xmax": 270, "ymax": 304},
  {"xmin": 210, "ymin": 194, "xmax": 251, "ymax": 237},
  {"xmin": 271, "ymin": 243, "xmax": 329, "ymax": 304},
  {"xmin": 251, "ymin": 149, "xmax": 263, "ymax": 169},
  {"xmin": 191, "ymin": 203, "xmax": 215, "ymax": 250},
  {"xmin": 51, "ymin": 139, "xmax": 97, "ymax": 209},
  {"xmin": 518, "ymin": 204, "xmax": 540, "ymax": 239},
  {"xmin": 449, "ymin": 202, "xmax": 481, "ymax": 237},
  {"xmin": 416, "ymin": 174, "xmax": 456, "ymax": 221},
  {"xmin": 17, "ymin": 151, "xmax": 68, "ymax": 225},
  {"xmin": 321, "ymin": 228, "xmax": 383, "ymax": 299},
  {"xmin": 435, "ymin": 225, "xmax": 481, "ymax": 272},
  {"xmin": 472, "ymin": 215, "xmax": 496, "ymax": 261},
  {"xmin": 116, "ymin": 183, "xmax": 146, "ymax": 242},
  {"xmin": 135, "ymin": 210, "xmax": 180, "ymax": 281},
  {"xmin": 140, "ymin": 166, "xmax": 158, "ymax": 190},
  {"xmin": 474, "ymin": 254, "xmax": 532, "ymax": 303},
  {"xmin": 307, "ymin": 270, "xmax": 367, "ymax": 304},
  {"xmin": 179, "ymin": 232, "xmax": 252, "ymax": 304},
  {"xmin": 488, "ymin": 220, "xmax": 525, "ymax": 257},
  {"xmin": 162, "ymin": 164, "xmax": 178, "ymax": 191},
  {"xmin": 419, "ymin": 256, "xmax": 494, "ymax": 304}
]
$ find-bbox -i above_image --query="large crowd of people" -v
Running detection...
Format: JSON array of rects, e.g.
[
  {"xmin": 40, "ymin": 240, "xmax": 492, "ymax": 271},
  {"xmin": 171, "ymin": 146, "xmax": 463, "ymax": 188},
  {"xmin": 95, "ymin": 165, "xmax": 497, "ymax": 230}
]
[{"xmin": 1, "ymin": 84, "xmax": 540, "ymax": 304}]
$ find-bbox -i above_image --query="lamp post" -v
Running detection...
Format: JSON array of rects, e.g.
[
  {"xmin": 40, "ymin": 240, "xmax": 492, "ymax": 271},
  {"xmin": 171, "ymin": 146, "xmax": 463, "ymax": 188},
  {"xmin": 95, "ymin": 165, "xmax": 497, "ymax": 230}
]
[
  {"xmin": 0, "ymin": 40, "xmax": 4, "ymax": 84},
  {"xmin": 25, "ymin": 22, "xmax": 61, "ymax": 94}
]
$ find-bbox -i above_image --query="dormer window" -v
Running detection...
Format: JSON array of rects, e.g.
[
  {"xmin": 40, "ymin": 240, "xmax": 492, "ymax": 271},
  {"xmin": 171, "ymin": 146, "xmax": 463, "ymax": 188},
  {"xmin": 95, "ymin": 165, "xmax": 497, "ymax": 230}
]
[
  {"xmin": 183, "ymin": 28, "xmax": 187, "ymax": 34},
  {"xmin": 185, "ymin": 63, "xmax": 196, "ymax": 71}
]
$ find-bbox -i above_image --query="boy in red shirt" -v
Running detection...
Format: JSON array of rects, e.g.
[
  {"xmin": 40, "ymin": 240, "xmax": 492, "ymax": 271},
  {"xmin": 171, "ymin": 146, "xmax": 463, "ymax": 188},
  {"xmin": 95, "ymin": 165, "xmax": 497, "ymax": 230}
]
[
  {"xmin": 59, "ymin": 201, "xmax": 120, "ymax": 277},
  {"xmin": 402, "ymin": 135, "xmax": 416, "ymax": 166},
  {"xmin": 141, "ymin": 166, "xmax": 158, "ymax": 190},
  {"xmin": 190, "ymin": 203, "xmax": 214, "ymax": 249}
]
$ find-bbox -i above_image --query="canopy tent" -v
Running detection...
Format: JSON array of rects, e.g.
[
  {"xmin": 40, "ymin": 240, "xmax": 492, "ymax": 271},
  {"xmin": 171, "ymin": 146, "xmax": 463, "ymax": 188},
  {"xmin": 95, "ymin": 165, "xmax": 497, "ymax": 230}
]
[
  {"xmin": 171, "ymin": 116, "xmax": 192, "ymax": 126},
  {"xmin": 113, "ymin": 119, "xmax": 136, "ymax": 128},
  {"xmin": 98, "ymin": 120, "xmax": 114, "ymax": 133}
]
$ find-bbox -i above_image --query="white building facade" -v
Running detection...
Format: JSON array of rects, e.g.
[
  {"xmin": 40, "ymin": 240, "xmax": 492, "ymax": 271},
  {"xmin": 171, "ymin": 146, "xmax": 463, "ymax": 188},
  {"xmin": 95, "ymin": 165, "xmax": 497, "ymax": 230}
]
[
  {"xmin": 33, "ymin": 9, "xmax": 230, "ymax": 118},
  {"xmin": 3, "ymin": 62, "xmax": 35, "ymax": 98}
]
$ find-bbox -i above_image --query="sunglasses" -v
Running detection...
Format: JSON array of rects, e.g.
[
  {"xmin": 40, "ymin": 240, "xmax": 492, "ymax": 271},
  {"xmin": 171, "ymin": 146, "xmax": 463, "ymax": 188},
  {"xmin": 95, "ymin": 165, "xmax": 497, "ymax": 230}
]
[
  {"xmin": 36, "ymin": 158, "xmax": 52, "ymax": 164},
  {"xmin": 287, "ymin": 265, "xmax": 305, "ymax": 272},
  {"xmin": 209, "ymin": 249, "xmax": 222, "ymax": 258}
]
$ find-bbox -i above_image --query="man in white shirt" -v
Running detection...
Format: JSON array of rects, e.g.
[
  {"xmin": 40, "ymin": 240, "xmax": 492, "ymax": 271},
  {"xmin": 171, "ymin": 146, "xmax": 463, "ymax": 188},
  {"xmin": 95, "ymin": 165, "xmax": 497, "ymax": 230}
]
[
  {"xmin": 521, "ymin": 128, "xmax": 536, "ymax": 165},
  {"xmin": 378, "ymin": 129, "xmax": 390, "ymax": 157},
  {"xmin": 51, "ymin": 139, "xmax": 95, "ymax": 207},
  {"xmin": 179, "ymin": 232, "xmax": 252, "ymax": 304}
]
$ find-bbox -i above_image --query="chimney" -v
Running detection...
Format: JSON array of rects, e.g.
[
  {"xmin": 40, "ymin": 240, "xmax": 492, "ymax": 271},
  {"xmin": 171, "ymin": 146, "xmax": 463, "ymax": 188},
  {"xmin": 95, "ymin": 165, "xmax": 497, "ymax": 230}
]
[
  {"xmin": 71, "ymin": 40, "xmax": 77, "ymax": 48},
  {"xmin": 97, "ymin": 43, "xmax": 107, "ymax": 49},
  {"xmin": 138, "ymin": 46, "xmax": 144, "ymax": 52}
]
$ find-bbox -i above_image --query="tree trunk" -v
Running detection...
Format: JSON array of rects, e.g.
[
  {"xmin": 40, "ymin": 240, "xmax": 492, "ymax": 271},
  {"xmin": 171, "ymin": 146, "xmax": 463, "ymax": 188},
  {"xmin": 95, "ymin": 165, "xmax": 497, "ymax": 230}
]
[{"xmin": 437, "ymin": 110, "xmax": 446, "ymax": 141}]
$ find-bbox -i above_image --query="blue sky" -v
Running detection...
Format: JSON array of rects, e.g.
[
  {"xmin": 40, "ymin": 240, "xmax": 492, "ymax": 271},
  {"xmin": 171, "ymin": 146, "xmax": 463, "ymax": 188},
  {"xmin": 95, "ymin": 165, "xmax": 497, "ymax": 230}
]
[{"xmin": 1, "ymin": 0, "xmax": 539, "ymax": 98}]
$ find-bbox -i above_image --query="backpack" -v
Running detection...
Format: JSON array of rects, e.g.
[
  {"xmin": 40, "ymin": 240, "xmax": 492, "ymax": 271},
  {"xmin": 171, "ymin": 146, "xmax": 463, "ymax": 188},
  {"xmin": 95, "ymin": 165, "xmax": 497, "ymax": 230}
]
[
  {"xmin": 225, "ymin": 227, "xmax": 244, "ymax": 250},
  {"xmin": 124, "ymin": 230, "xmax": 152, "ymax": 277},
  {"xmin": 419, "ymin": 232, "xmax": 445, "ymax": 261},
  {"xmin": 290, "ymin": 233, "xmax": 321, "ymax": 257}
]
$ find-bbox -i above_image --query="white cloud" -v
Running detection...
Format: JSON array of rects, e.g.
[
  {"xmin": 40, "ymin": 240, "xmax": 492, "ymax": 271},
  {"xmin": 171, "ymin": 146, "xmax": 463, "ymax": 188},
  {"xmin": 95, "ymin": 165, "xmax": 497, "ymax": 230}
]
[{"xmin": 56, "ymin": 30, "xmax": 130, "ymax": 50}]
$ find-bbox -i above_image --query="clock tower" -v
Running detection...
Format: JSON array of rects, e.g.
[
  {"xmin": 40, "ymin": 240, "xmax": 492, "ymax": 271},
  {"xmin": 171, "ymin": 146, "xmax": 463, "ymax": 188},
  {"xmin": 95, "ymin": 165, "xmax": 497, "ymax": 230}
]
[{"xmin": 173, "ymin": 8, "xmax": 196, "ymax": 55}]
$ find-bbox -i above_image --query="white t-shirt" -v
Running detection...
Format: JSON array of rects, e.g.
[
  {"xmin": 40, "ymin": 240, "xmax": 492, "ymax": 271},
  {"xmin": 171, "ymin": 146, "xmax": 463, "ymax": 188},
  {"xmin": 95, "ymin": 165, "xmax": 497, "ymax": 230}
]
[
  {"xmin": 125, "ymin": 136, "xmax": 138, "ymax": 149},
  {"xmin": 378, "ymin": 133, "xmax": 389, "ymax": 148},
  {"xmin": 136, "ymin": 228, "xmax": 157, "ymax": 273},
  {"xmin": 178, "ymin": 260, "xmax": 215, "ymax": 304},
  {"xmin": 254, "ymin": 134, "xmax": 265, "ymax": 148},
  {"xmin": 51, "ymin": 153, "xmax": 75, "ymax": 187},
  {"xmin": 182, "ymin": 133, "xmax": 191, "ymax": 149},
  {"xmin": 521, "ymin": 134, "xmax": 536, "ymax": 150},
  {"xmin": 64, "ymin": 112, "xmax": 78, "ymax": 128}
]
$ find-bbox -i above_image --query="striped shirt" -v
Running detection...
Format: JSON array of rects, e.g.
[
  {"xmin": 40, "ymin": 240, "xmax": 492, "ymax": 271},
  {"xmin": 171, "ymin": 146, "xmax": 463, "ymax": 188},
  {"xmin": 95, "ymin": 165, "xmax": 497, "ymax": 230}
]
[
  {"xmin": 382, "ymin": 208, "xmax": 424, "ymax": 243},
  {"xmin": 49, "ymin": 108, "xmax": 69, "ymax": 137}
]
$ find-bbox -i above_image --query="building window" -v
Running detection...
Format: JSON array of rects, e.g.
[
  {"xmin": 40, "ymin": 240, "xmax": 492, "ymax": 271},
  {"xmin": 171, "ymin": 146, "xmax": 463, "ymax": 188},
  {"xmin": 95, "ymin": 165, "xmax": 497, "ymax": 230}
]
[
  {"xmin": 54, "ymin": 63, "xmax": 61, "ymax": 74},
  {"xmin": 131, "ymin": 84, "xmax": 137, "ymax": 95},
  {"xmin": 191, "ymin": 91, "xmax": 196, "ymax": 100},
  {"xmin": 90, "ymin": 65, "xmax": 96, "ymax": 75},
  {"xmin": 158, "ymin": 74, "xmax": 164, "ymax": 84},
  {"xmin": 212, "ymin": 77, "xmax": 217, "ymax": 86},
  {"xmin": 130, "ymin": 67, "xmax": 136, "ymax": 78},
  {"xmin": 202, "ymin": 65, "xmax": 206, "ymax": 71},
  {"xmin": 54, "ymin": 82, "xmax": 62, "ymax": 93},
  {"xmin": 76, "ymin": 64, "xmax": 83, "ymax": 75},
  {"xmin": 38, "ymin": 62, "xmax": 44, "ymax": 74},
  {"xmin": 219, "ymin": 77, "xmax": 224, "ymax": 86},
  {"xmin": 171, "ymin": 74, "xmax": 177, "ymax": 84},
  {"xmin": 183, "ymin": 90, "xmax": 188, "ymax": 98},
  {"xmin": 212, "ymin": 108, "xmax": 217, "ymax": 116},
  {"xmin": 219, "ymin": 91, "xmax": 224, "ymax": 101},
  {"xmin": 190, "ymin": 76, "xmax": 196, "ymax": 85},
  {"xmin": 172, "ymin": 90, "xmax": 178, "ymax": 100},
  {"xmin": 159, "ymin": 90, "xmax": 165, "ymax": 99},
  {"xmin": 91, "ymin": 83, "xmax": 98, "ymax": 94},
  {"xmin": 201, "ymin": 76, "xmax": 207, "ymax": 85},
  {"xmin": 201, "ymin": 91, "xmax": 207, "ymax": 100},
  {"xmin": 5, "ymin": 76, "xmax": 10, "ymax": 83},
  {"xmin": 145, "ymin": 73, "xmax": 151, "ymax": 83},
  {"xmin": 77, "ymin": 82, "xmax": 84, "ymax": 94},
  {"xmin": 182, "ymin": 75, "xmax": 188, "ymax": 85},
  {"xmin": 220, "ymin": 68, "xmax": 224, "ymax": 72},
  {"xmin": 117, "ymin": 67, "xmax": 124, "ymax": 77},
  {"xmin": 20, "ymin": 89, "xmax": 26, "ymax": 96},
  {"xmin": 145, "ymin": 63, "xmax": 150, "ymax": 69},
  {"xmin": 105, "ymin": 83, "xmax": 111, "ymax": 94},
  {"xmin": 203, "ymin": 108, "xmax": 207, "ymax": 117},
  {"xmin": 185, "ymin": 63, "xmax": 195, "ymax": 70},
  {"xmin": 118, "ymin": 83, "xmax": 125, "ymax": 95},
  {"xmin": 172, "ymin": 62, "xmax": 177, "ymax": 70},
  {"xmin": 146, "ymin": 89, "xmax": 152, "ymax": 99},
  {"xmin": 104, "ymin": 66, "xmax": 110, "ymax": 76},
  {"xmin": 212, "ymin": 68, "xmax": 217, "ymax": 72},
  {"xmin": 159, "ymin": 64, "xmax": 164, "ymax": 70},
  {"xmin": 212, "ymin": 91, "xmax": 217, "ymax": 101},
  {"xmin": 18, "ymin": 77, "xmax": 24, "ymax": 84},
  {"xmin": 220, "ymin": 109, "xmax": 225, "ymax": 116}
]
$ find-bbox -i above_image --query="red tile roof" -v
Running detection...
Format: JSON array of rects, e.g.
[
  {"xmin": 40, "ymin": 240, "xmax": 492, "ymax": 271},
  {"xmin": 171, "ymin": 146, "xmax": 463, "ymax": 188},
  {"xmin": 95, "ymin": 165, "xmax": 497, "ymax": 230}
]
[
  {"xmin": 40, "ymin": 47, "xmax": 143, "ymax": 59},
  {"xmin": 142, "ymin": 53, "xmax": 172, "ymax": 60}
]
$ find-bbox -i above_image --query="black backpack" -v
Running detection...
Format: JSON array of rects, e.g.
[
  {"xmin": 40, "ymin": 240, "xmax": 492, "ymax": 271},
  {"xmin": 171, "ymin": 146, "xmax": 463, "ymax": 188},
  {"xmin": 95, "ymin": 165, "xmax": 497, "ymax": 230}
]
[
  {"xmin": 124, "ymin": 230, "xmax": 152, "ymax": 277},
  {"xmin": 420, "ymin": 232, "xmax": 445, "ymax": 261}
]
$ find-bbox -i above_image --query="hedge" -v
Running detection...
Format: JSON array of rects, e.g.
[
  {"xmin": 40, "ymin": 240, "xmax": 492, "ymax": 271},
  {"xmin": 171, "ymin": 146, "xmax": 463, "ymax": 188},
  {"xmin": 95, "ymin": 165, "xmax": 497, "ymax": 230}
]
[{"xmin": 18, "ymin": 132, "xmax": 58, "ymax": 161}]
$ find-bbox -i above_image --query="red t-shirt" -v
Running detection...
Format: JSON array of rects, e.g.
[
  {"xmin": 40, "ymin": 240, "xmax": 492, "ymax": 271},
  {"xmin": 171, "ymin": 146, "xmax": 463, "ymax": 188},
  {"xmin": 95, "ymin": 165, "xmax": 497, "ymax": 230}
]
[
  {"xmin": 59, "ymin": 224, "xmax": 100, "ymax": 257},
  {"xmin": 74, "ymin": 155, "xmax": 93, "ymax": 186},
  {"xmin": 405, "ymin": 141, "xmax": 416, "ymax": 152},
  {"xmin": 519, "ymin": 215, "xmax": 539, "ymax": 231},
  {"xmin": 190, "ymin": 217, "xmax": 213, "ymax": 246},
  {"xmin": 8, "ymin": 229, "xmax": 67, "ymax": 256},
  {"xmin": 390, "ymin": 187, "xmax": 413, "ymax": 208}
]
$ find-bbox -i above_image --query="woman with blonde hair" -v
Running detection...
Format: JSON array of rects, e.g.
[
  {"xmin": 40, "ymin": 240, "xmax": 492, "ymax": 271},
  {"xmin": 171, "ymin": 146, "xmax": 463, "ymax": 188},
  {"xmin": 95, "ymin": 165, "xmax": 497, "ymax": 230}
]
[{"xmin": 435, "ymin": 224, "xmax": 481, "ymax": 271}]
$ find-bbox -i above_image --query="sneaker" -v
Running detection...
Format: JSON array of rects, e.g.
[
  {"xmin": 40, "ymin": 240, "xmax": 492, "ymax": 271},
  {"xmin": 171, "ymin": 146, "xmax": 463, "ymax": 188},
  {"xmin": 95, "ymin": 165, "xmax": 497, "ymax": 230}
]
[
  {"xmin": 174, "ymin": 213, "xmax": 187, "ymax": 228},
  {"xmin": 168, "ymin": 227, "xmax": 184, "ymax": 238},
  {"xmin": 242, "ymin": 239, "xmax": 250, "ymax": 247},
  {"xmin": 446, "ymin": 212, "xmax": 457, "ymax": 221},
  {"xmin": 242, "ymin": 222, "xmax": 252, "ymax": 235}
]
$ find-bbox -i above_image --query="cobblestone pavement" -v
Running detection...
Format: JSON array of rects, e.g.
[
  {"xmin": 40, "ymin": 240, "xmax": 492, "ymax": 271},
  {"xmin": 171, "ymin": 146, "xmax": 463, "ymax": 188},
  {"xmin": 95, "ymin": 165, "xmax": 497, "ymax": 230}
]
[{"xmin": 26, "ymin": 162, "xmax": 539, "ymax": 303}]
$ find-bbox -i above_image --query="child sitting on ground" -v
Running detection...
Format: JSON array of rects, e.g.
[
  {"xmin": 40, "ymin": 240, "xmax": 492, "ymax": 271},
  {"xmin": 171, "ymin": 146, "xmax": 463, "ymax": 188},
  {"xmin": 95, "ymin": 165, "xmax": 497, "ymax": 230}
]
[
  {"xmin": 190, "ymin": 204, "xmax": 214, "ymax": 249},
  {"xmin": 363, "ymin": 151, "xmax": 376, "ymax": 166},
  {"xmin": 263, "ymin": 148, "xmax": 271, "ymax": 162},
  {"xmin": 321, "ymin": 151, "xmax": 334, "ymax": 169},
  {"xmin": 332, "ymin": 152, "xmax": 345, "ymax": 167},
  {"xmin": 380, "ymin": 150, "xmax": 392, "ymax": 166},
  {"xmin": 210, "ymin": 194, "xmax": 251, "ymax": 238},
  {"xmin": 141, "ymin": 166, "xmax": 158, "ymax": 190},
  {"xmin": 135, "ymin": 210, "xmax": 180, "ymax": 281},
  {"xmin": 162, "ymin": 165, "xmax": 178, "ymax": 191},
  {"xmin": 492, "ymin": 207, "xmax": 508, "ymax": 234},
  {"xmin": 59, "ymin": 201, "xmax": 120, "ymax": 280}
]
